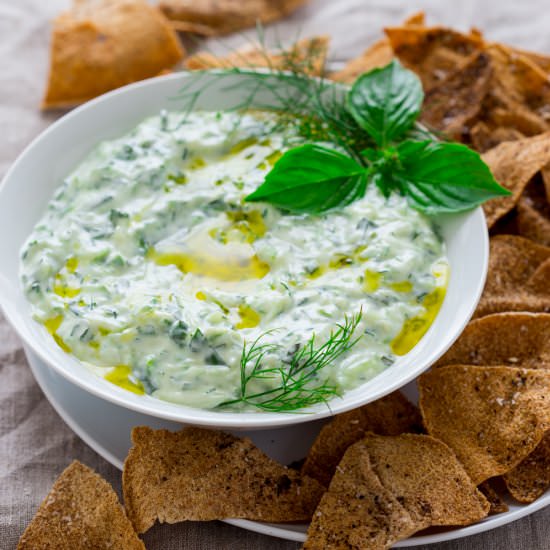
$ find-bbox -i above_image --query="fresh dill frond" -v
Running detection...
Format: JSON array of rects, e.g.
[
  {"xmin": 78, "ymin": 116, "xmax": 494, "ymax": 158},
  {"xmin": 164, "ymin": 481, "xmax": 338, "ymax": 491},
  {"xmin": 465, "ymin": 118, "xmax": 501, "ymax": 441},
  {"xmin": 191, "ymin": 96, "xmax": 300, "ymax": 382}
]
[
  {"xmin": 219, "ymin": 311, "xmax": 362, "ymax": 412},
  {"xmin": 175, "ymin": 30, "xmax": 374, "ymax": 164}
]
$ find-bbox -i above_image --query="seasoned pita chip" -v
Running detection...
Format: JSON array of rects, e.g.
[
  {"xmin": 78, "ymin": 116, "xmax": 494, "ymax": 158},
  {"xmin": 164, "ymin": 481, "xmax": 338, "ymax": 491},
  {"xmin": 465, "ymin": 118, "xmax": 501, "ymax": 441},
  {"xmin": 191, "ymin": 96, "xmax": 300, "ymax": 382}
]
[
  {"xmin": 185, "ymin": 36, "xmax": 328, "ymax": 76},
  {"xmin": 478, "ymin": 481, "xmax": 509, "ymax": 514},
  {"xmin": 504, "ymin": 432, "xmax": 550, "ymax": 503},
  {"xmin": 18, "ymin": 461, "xmax": 144, "ymax": 550},
  {"xmin": 481, "ymin": 132, "xmax": 550, "ymax": 227},
  {"xmin": 517, "ymin": 179, "xmax": 550, "ymax": 246},
  {"xmin": 384, "ymin": 26, "xmax": 482, "ymax": 90},
  {"xmin": 301, "ymin": 391, "xmax": 422, "ymax": 486},
  {"xmin": 160, "ymin": 0, "xmax": 308, "ymax": 36},
  {"xmin": 330, "ymin": 38, "xmax": 394, "ymax": 83},
  {"xmin": 421, "ymin": 51, "xmax": 492, "ymax": 139},
  {"xmin": 419, "ymin": 365, "xmax": 550, "ymax": 484},
  {"xmin": 304, "ymin": 441, "xmax": 417, "ymax": 550},
  {"xmin": 123, "ymin": 426, "xmax": 324, "ymax": 534},
  {"xmin": 475, "ymin": 235, "xmax": 550, "ymax": 317},
  {"xmin": 436, "ymin": 312, "xmax": 550, "ymax": 369},
  {"xmin": 43, "ymin": 0, "xmax": 184, "ymax": 109},
  {"xmin": 362, "ymin": 434, "xmax": 489, "ymax": 528}
]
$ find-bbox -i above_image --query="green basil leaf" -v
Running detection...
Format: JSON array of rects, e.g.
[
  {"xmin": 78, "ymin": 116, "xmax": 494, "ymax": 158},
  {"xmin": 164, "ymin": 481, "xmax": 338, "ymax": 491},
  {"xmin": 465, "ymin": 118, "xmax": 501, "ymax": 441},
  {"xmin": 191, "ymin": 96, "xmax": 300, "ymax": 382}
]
[
  {"xmin": 347, "ymin": 60, "xmax": 424, "ymax": 148},
  {"xmin": 245, "ymin": 144, "xmax": 368, "ymax": 214},
  {"xmin": 395, "ymin": 140, "xmax": 511, "ymax": 214}
]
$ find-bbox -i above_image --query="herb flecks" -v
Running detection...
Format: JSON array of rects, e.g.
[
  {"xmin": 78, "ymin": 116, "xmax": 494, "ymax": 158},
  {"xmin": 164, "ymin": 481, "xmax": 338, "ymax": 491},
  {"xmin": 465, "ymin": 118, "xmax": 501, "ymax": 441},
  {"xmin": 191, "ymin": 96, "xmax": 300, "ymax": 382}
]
[{"xmin": 219, "ymin": 311, "xmax": 362, "ymax": 412}]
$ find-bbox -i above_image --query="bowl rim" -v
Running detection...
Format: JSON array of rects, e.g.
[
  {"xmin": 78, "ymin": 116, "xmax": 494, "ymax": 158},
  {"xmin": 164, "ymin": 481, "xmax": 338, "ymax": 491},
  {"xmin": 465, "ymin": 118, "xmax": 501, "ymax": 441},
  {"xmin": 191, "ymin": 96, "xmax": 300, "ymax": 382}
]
[{"xmin": 0, "ymin": 71, "xmax": 489, "ymax": 429}]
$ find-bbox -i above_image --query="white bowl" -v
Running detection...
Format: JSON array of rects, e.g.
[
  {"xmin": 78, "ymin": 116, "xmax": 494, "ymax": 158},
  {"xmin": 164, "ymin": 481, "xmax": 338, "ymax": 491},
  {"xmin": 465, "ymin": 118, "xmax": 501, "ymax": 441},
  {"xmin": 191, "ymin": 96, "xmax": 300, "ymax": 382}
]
[{"xmin": 0, "ymin": 72, "xmax": 488, "ymax": 429}]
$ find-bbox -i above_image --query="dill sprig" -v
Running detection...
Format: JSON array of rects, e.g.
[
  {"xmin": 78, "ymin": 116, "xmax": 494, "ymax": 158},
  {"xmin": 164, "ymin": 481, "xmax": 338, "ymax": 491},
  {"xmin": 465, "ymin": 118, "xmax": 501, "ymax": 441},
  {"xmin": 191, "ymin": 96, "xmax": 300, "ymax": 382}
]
[
  {"xmin": 176, "ymin": 41, "xmax": 373, "ymax": 163},
  {"xmin": 220, "ymin": 311, "xmax": 362, "ymax": 412}
]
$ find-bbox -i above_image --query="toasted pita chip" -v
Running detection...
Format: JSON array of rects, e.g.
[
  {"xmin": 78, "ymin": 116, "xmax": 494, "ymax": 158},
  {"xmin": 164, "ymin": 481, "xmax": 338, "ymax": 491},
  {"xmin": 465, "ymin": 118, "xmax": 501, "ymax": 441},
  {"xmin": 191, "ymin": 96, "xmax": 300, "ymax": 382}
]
[
  {"xmin": 304, "ymin": 440, "xmax": 417, "ymax": 550},
  {"xmin": 185, "ymin": 35, "xmax": 328, "ymax": 76},
  {"xmin": 481, "ymin": 132, "xmax": 550, "ymax": 228},
  {"xmin": 384, "ymin": 26, "xmax": 482, "ymax": 90},
  {"xmin": 436, "ymin": 312, "xmax": 550, "ymax": 369},
  {"xmin": 18, "ymin": 461, "xmax": 144, "ymax": 550},
  {"xmin": 504, "ymin": 432, "xmax": 550, "ymax": 503},
  {"xmin": 42, "ymin": 0, "xmax": 184, "ymax": 109},
  {"xmin": 301, "ymin": 391, "xmax": 422, "ymax": 486},
  {"xmin": 123, "ymin": 426, "xmax": 324, "ymax": 533},
  {"xmin": 362, "ymin": 434, "xmax": 490, "ymax": 528},
  {"xmin": 470, "ymin": 121, "xmax": 525, "ymax": 152},
  {"xmin": 421, "ymin": 51, "xmax": 492, "ymax": 139},
  {"xmin": 419, "ymin": 365, "xmax": 550, "ymax": 484},
  {"xmin": 475, "ymin": 235, "xmax": 550, "ymax": 317},
  {"xmin": 160, "ymin": 0, "xmax": 308, "ymax": 36},
  {"xmin": 517, "ymin": 179, "xmax": 550, "ymax": 246},
  {"xmin": 478, "ymin": 481, "xmax": 509, "ymax": 514}
]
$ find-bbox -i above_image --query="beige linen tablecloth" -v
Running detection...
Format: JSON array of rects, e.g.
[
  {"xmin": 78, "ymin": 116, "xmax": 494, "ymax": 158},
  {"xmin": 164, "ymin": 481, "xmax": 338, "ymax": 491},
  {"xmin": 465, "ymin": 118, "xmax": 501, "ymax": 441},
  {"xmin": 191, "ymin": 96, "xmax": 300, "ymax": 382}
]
[{"xmin": 1, "ymin": 1, "xmax": 550, "ymax": 548}]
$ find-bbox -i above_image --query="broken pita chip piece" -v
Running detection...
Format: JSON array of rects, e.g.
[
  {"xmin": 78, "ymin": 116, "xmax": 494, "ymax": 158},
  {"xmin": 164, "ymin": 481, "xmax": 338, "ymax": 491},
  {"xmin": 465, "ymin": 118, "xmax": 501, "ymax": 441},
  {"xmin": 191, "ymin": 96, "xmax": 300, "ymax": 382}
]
[
  {"xmin": 42, "ymin": 0, "xmax": 184, "ymax": 110},
  {"xmin": 160, "ymin": 0, "xmax": 309, "ymax": 36},
  {"xmin": 301, "ymin": 391, "xmax": 422, "ymax": 486},
  {"xmin": 504, "ymin": 432, "xmax": 550, "ymax": 503},
  {"xmin": 481, "ymin": 132, "xmax": 550, "ymax": 228},
  {"xmin": 436, "ymin": 312, "xmax": 550, "ymax": 369},
  {"xmin": 17, "ymin": 461, "xmax": 144, "ymax": 550},
  {"xmin": 421, "ymin": 51, "xmax": 492, "ymax": 140},
  {"xmin": 419, "ymin": 365, "xmax": 550, "ymax": 485},
  {"xmin": 384, "ymin": 25, "xmax": 483, "ymax": 90},
  {"xmin": 303, "ymin": 440, "xmax": 417, "ymax": 550},
  {"xmin": 478, "ymin": 480, "xmax": 509, "ymax": 515},
  {"xmin": 123, "ymin": 426, "xmax": 325, "ymax": 534},
  {"xmin": 185, "ymin": 35, "xmax": 329, "ymax": 76},
  {"xmin": 475, "ymin": 235, "xmax": 550, "ymax": 318}
]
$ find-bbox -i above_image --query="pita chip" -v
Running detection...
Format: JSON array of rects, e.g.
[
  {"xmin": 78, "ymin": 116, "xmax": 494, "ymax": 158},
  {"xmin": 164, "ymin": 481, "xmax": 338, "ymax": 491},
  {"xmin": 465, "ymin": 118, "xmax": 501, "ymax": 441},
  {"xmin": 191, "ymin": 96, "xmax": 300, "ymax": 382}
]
[
  {"xmin": 436, "ymin": 312, "xmax": 550, "ymax": 369},
  {"xmin": 481, "ymin": 132, "xmax": 550, "ymax": 227},
  {"xmin": 160, "ymin": 0, "xmax": 308, "ymax": 36},
  {"xmin": 123, "ymin": 426, "xmax": 324, "ymax": 534},
  {"xmin": 18, "ymin": 461, "xmax": 144, "ymax": 550},
  {"xmin": 419, "ymin": 365, "xmax": 550, "ymax": 484},
  {"xmin": 384, "ymin": 25, "xmax": 483, "ymax": 90},
  {"xmin": 303, "ymin": 440, "xmax": 417, "ymax": 550},
  {"xmin": 475, "ymin": 235, "xmax": 550, "ymax": 318},
  {"xmin": 421, "ymin": 51, "xmax": 492, "ymax": 139},
  {"xmin": 42, "ymin": 0, "xmax": 184, "ymax": 109}
]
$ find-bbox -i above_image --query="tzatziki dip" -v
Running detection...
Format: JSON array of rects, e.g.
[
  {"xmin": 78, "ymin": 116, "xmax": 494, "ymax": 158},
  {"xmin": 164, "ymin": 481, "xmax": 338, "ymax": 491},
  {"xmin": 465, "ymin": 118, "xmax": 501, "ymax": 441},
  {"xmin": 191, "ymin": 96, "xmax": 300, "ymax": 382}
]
[{"xmin": 20, "ymin": 110, "xmax": 447, "ymax": 411}]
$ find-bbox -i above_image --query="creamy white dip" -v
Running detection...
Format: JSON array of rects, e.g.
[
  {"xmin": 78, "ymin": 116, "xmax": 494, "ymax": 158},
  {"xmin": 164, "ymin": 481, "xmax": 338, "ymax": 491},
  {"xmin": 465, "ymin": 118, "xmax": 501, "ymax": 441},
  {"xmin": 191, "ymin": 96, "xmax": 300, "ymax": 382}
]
[{"xmin": 21, "ymin": 110, "xmax": 447, "ymax": 410}]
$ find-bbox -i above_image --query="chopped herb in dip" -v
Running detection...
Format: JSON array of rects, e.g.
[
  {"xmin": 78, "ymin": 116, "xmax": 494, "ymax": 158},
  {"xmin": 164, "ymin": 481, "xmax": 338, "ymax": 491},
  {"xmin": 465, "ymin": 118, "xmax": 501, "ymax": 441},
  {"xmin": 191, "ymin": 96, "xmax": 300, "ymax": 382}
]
[{"xmin": 20, "ymin": 109, "xmax": 447, "ymax": 410}]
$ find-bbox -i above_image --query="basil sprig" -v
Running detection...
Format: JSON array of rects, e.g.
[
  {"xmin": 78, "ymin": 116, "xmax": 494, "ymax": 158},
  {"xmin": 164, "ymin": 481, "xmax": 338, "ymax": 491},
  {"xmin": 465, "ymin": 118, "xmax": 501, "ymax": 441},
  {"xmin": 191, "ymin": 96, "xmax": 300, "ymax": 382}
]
[{"xmin": 245, "ymin": 59, "xmax": 510, "ymax": 215}]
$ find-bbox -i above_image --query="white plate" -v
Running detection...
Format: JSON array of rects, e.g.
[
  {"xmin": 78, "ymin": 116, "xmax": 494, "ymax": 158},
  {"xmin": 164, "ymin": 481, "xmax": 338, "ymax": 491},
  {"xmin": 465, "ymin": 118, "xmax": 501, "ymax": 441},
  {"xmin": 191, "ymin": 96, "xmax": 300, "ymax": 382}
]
[
  {"xmin": 0, "ymin": 71, "xmax": 489, "ymax": 430},
  {"xmin": 24, "ymin": 344, "xmax": 550, "ymax": 547}
]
